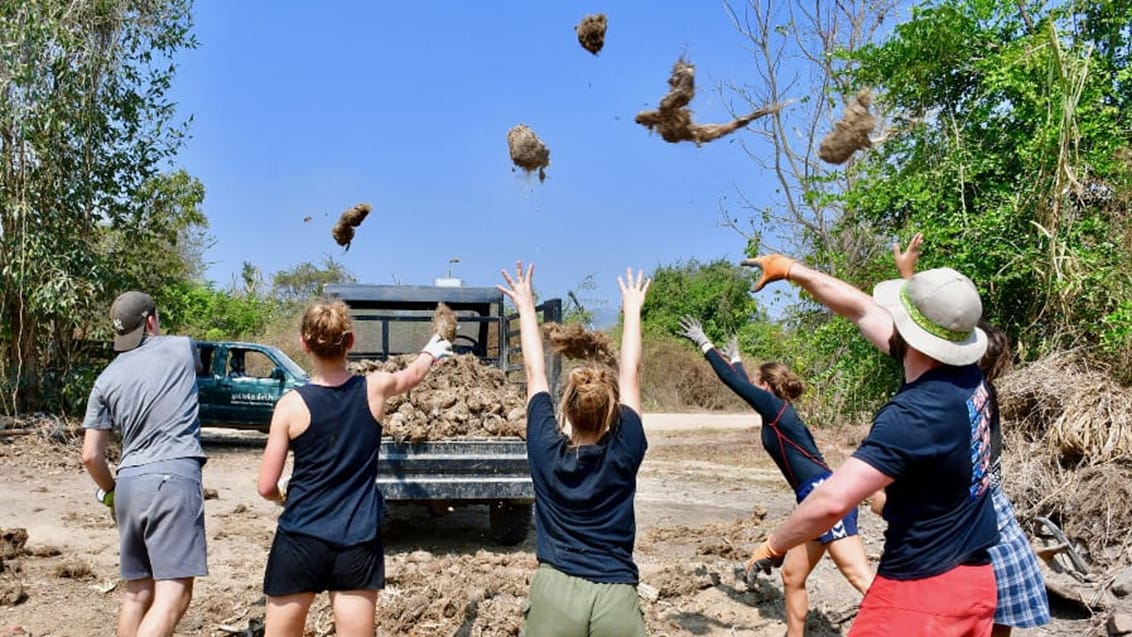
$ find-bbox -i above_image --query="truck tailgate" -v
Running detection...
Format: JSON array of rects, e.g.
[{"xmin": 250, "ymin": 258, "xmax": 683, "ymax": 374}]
[{"xmin": 377, "ymin": 438, "xmax": 534, "ymax": 501}]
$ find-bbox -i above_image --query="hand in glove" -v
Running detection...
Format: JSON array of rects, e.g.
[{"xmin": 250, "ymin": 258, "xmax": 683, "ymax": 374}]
[
  {"xmin": 744, "ymin": 537, "xmax": 785, "ymax": 584},
  {"xmin": 740, "ymin": 254, "xmax": 797, "ymax": 292},
  {"xmin": 677, "ymin": 316, "xmax": 713, "ymax": 352},
  {"xmin": 95, "ymin": 487, "xmax": 117, "ymax": 524},
  {"xmin": 721, "ymin": 335, "xmax": 741, "ymax": 363},
  {"xmin": 421, "ymin": 334, "xmax": 453, "ymax": 361}
]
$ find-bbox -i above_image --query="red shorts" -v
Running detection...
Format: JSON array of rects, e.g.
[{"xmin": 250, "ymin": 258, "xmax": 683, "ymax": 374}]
[{"xmin": 849, "ymin": 564, "xmax": 996, "ymax": 637}]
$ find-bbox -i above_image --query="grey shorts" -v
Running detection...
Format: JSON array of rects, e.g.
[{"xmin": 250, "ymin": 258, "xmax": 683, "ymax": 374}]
[{"xmin": 116, "ymin": 458, "xmax": 208, "ymax": 581}]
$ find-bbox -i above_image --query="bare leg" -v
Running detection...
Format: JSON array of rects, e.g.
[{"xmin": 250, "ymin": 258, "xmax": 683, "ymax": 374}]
[
  {"xmin": 118, "ymin": 578, "xmax": 154, "ymax": 637},
  {"xmin": 135, "ymin": 577, "xmax": 194, "ymax": 637},
  {"xmin": 992, "ymin": 624, "xmax": 1012, "ymax": 637},
  {"xmin": 826, "ymin": 536, "xmax": 874, "ymax": 595},
  {"xmin": 265, "ymin": 592, "xmax": 316, "ymax": 637},
  {"xmin": 781, "ymin": 541, "xmax": 827, "ymax": 637},
  {"xmin": 329, "ymin": 589, "xmax": 379, "ymax": 637}
]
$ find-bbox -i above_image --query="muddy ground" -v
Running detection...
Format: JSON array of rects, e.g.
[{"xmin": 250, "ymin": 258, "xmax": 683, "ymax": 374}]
[{"xmin": 0, "ymin": 415, "xmax": 1097, "ymax": 636}]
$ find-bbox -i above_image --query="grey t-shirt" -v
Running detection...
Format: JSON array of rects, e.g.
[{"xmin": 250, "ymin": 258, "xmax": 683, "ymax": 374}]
[{"xmin": 83, "ymin": 335, "xmax": 206, "ymax": 469}]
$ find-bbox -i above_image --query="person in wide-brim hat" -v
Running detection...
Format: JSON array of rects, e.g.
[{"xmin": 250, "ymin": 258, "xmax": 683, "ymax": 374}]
[{"xmin": 737, "ymin": 253, "xmax": 1000, "ymax": 637}]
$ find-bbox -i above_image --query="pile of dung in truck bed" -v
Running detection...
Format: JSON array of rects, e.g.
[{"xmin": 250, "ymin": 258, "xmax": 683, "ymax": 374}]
[{"xmin": 349, "ymin": 354, "xmax": 528, "ymax": 442}]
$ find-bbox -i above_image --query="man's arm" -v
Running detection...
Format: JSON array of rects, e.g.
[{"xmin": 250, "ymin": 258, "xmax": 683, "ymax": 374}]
[
  {"xmin": 765, "ymin": 458, "xmax": 892, "ymax": 550},
  {"xmin": 744, "ymin": 256, "xmax": 896, "ymax": 354},
  {"xmin": 81, "ymin": 429, "xmax": 116, "ymax": 493}
]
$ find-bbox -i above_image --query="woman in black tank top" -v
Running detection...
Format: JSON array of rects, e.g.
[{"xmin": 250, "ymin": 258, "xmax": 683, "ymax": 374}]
[{"xmin": 256, "ymin": 300, "xmax": 452, "ymax": 637}]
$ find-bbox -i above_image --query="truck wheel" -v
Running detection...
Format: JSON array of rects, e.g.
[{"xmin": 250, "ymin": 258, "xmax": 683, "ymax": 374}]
[{"xmin": 489, "ymin": 501, "xmax": 532, "ymax": 546}]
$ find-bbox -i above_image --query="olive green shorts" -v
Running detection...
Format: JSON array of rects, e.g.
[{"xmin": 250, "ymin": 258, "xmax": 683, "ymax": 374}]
[{"xmin": 521, "ymin": 563, "xmax": 647, "ymax": 637}]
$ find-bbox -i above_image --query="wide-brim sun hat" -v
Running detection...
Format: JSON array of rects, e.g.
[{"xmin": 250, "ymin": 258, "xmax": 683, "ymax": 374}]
[{"xmin": 873, "ymin": 268, "xmax": 987, "ymax": 366}]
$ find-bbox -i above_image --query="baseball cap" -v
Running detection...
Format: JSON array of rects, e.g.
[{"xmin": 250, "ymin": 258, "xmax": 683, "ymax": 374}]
[
  {"xmin": 110, "ymin": 291, "xmax": 156, "ymax": 352},
  {"xmin": 872, "ymin": 268, "xmax": 987, "ymax": 366}
]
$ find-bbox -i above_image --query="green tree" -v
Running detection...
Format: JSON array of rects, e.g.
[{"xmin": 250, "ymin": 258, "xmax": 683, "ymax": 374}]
[
  {"xmin": 0, "ymin": 0, "xmax": 197, "ymax": 412},
  {"xmin": 846, "ymin": 0, "xmax": 1132, "ymax": 363},
  {"xmin": 642, "ymin": 259, "xmax": 761, "ymax": 341},
  {"xmin": 271, "ymin": 256, "xmax": 357, "ymax": 303}
]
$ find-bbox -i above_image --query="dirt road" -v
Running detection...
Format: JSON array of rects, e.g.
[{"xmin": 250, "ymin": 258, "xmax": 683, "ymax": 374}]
[{"xmin": 0, "ymin": 415, "xmax": 1093, "ymax": 636}]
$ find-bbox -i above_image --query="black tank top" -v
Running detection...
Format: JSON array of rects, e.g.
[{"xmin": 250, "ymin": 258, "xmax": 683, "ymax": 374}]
[{"xmin": 277, "ymin": 375, "xmax": 384, "ymax": 545}]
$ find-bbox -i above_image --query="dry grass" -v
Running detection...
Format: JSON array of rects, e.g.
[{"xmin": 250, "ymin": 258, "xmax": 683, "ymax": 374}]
[
  {"xmin": 997, "ymin": 350, "xmax": 1132, "ymax": 568},
  {"xmin": 641, "ymin": 337, "xmax": 747, "ymax": 412}
]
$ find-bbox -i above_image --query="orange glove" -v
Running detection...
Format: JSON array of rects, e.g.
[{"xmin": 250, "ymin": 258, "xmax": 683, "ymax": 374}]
[
  {"xmin": 744, "ymin": 537, "xmax": 785, "ymax": 582},
  {"xmin": 740, "ymin": 255, "xmax": 796, "ymax": 292}
]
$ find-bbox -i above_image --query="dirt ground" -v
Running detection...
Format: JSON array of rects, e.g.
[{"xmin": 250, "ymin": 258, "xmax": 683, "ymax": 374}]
[{"xmin": 0, "ymin": 414, "xmax": 1100, "ymax": 636}]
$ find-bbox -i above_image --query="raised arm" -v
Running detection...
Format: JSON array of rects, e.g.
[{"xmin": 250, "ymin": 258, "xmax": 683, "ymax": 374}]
[
  {"xmin": 618, "ymin": 267, "xmax": 651, "ymax": 414},
  {"xmin": 498, "ymin": 261, "xmax": 549, "ymax": 401},
  {"xmin": 742, "ymin": 255, "xmax": 895, "ymax": 354}
]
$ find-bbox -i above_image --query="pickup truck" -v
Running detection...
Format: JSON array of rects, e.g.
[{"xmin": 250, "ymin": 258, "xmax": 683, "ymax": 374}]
[
  {"xmin": 192, "ymin": 284, "xmax": 561, "ymax": 545},
  {"xmin": 194, "ymin": 340, "xmax": 309, "ymax": 430}
]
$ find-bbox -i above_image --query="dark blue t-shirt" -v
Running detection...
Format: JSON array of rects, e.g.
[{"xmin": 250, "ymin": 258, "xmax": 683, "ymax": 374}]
[
  {"xmin": 527, "ymin": 391, "xmax": 647, "ymax": 584},
  {"xmin": 852, "ymin": 364, "xmax": 999, "ymax": 579},
  {"xmin": 704, "ymin": 349, "xmax": 829, "ymax": 491},
  {"xmin": 279, "ymin": 375, "xmax": 384, "ymax": 546}
]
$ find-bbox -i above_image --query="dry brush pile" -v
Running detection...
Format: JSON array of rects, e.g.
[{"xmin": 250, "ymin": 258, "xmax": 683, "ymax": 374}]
[{"xmin": 997, "ymin": 350, "xmax": 1132, "ymax": 568}]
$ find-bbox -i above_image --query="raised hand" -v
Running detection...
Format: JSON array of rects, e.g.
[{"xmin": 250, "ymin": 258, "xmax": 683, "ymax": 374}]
[
  {"xmin": 740, "ymin": 254, "xmax": 796, "ymax": 292},
  {"xmin": 421, "ymin": 334, "xmax": 453, "ymax": 361},
  {"xmin": 617, "ymin": 267, "xmax": 651, "ymax": 314},
  {"xmin": 498, "ymin": 261, "xmax": 536, "ymax": 312},
  {"xmin": 893, "ymin": 232, "xmax": 923, "ymax": 279},
  {"xmin": 676, "ymin": 315, "xmax": 712, "ymax": 351},
  {"xmin": 721, "ymin": 334, "xmax": 741, "ymax": 362}
]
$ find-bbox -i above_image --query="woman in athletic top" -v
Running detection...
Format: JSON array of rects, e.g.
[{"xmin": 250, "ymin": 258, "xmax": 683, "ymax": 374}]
[{"xmin": 678, "ymin": 316, "xmax": 872, "ymax": 637}]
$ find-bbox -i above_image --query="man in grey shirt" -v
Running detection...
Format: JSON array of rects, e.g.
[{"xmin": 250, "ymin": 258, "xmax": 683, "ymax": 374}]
[{"xmin": 81, "ymin": 291, "xmax": 208, "ymax": 637}]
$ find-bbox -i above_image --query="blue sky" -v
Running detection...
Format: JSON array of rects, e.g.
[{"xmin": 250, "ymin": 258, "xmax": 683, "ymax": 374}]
[{"xmin": 171, "ymin": 2, "xmax": 790, "ymax": 324}]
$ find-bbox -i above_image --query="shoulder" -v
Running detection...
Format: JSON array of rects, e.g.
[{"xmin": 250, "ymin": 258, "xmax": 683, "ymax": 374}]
[{"xmin": 364, "ymin": 369, "xmax": 396, "ymax": 394}]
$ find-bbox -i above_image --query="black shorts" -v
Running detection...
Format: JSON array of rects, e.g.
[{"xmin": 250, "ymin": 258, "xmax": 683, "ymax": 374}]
[{"xmin": 263, "ymin": 528, "xmax": 384, "ymax": 596}]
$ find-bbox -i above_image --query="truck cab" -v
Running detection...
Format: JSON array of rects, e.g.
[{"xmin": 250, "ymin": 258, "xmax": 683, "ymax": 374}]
[
  {"xmin": 194, "ymin": 340, "xmax": 308, "ymax": 430},
  {"xmin": 323, "ymin": 283, "xmax": 562, "ymax": 545}
]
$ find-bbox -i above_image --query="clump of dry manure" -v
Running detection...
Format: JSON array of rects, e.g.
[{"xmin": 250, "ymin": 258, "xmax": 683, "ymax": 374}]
[
  {"xmin": 575, "ymin": 13, "xmax": 607, "ymax": 55},
  {"xmin": 432, "ymin": 302, "xmax": 457, "ymax": 343},
  {"xmin": 54, "ymin": 560, "xmax": 94, "ymax": 580},
  {"xmin": 0, "ymin": 529, "xmax": 27, "ymax": 560},
  {"xmin": 818, "ymin": 88, "xmax": 876, "ymax": 164},
  {"xmin": 349, "ymin": 354, "xmax": 527, "ymax": 442},
  {"xmin": 331, "ymin": 202, "xmax": 372, "ymax": 251},
  {"xmin": 543, "ymin": 322, "xmax": 618, "ymax": 368},
  {"xmin": 506, "ymin": 124, "xmax": 550, "ymax": 182},
  {"xmin": 635, "ymin": 57, "xmax": 786, "ymax": 146}
]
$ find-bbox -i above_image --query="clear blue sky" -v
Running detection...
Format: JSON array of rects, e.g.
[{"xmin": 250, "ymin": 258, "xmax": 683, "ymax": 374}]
[{"xmin": 170, "ymin": 1, "xmax": 785, "ymax": 324}]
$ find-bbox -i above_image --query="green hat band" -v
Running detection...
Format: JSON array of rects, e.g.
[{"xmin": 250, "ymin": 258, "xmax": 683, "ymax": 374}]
[{"xmin": 899, "ymin": 285, "xmax": 971, "ymax": 342}]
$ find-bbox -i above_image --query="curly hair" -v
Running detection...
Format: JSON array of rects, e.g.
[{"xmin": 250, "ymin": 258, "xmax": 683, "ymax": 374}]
[
  {"xmin": 558, "ymin": 364, "xmax": 620, "ymax": 442},
  {"xmin": 978, "ymin": 320, "xmax": 1012, "ymax": 383},
  {"xmin": 301, "ymin": 300, "xmax": 354, "ymax": 360},
  {"xmin": 758, "ymin": 362, "xmax": 805, "ymax": 402}
]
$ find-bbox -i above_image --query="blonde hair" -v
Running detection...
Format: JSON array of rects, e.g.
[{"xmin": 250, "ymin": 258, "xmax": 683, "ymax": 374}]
[
  {"xmin": 558, "ymin": 365, "xmax": 619, "ymax": 442},
  {"xmin": 758, "ymin": 362, "xmax": 804, "ymax": 402},
  {"xmin": 301, "ymin": 300, "xmax": 353, "ymax": 360}
]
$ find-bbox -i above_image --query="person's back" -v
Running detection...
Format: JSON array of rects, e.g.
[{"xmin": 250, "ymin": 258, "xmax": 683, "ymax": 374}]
[
  {"xmin": 501, "ymin": 262, "xmax": 652, "ymax": 637},
  {"xmin": 80, "ymin": 290, "xmax": 208, "ymax": 637},
  {"xmin": 279, "ymin": 375, "xmax": 383, "ymax": 545},
  {"xmin": 527, "ymin": 391, "xmax": 646, "ymax": 583},
  {"xmin": 86, "ymin": 334, "xmax": 205, "ymax": 468},
  {"xmin": 858, "ymin": 364, "xmax": 997, "ymax": 578}
]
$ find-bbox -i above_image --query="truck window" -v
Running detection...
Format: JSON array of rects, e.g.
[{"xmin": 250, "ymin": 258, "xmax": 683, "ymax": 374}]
[
  {"xmin": 196, "ymin": 344, "xmax": 215, "ymax": 377},
  {"xmin": 227, "ymin": 349, "xmax": 275, "ymax": 379}
]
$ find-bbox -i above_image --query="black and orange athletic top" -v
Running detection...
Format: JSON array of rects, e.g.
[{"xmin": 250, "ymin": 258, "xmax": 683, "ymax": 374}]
[{"xmin": 704, "ymin": 348, "xmax": 830, "ymax": 492}]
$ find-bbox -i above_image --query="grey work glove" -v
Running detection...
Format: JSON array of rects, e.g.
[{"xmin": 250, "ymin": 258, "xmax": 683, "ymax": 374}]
[
  {"xmin": 721, "ymin": 335, "xmax": 741, "ymax": 363},
  {"xmin": 677, "ymin": 316, "xmax": 713, "ymax": 352}
]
